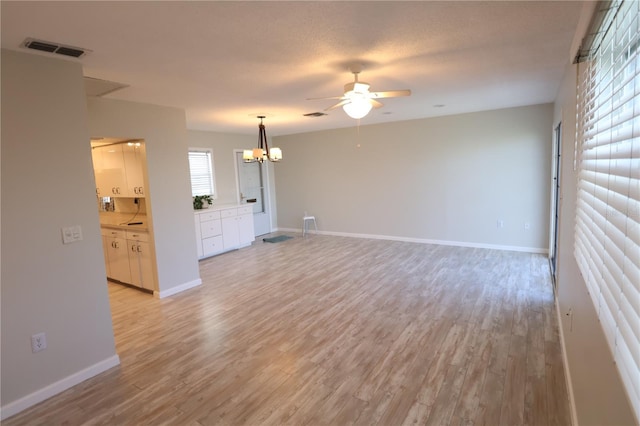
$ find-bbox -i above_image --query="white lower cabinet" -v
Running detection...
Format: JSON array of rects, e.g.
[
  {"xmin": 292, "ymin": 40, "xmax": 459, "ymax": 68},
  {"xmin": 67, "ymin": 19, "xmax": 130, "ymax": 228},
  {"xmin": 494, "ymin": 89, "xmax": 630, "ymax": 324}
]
[
  {"xmin": 101, "ymin": 227, "xmax": 155, "ymax": 291},
  {"xmin": 195, "ymin": 205, "xmax": 255, "ymax": 259},
  {"xmin": 221, "ymin": 214, "xmax": 240, "ymax": 250},
  {"xmin": 102, "ymin": 229, "xmax": 131, "ymax": 283},
  {"xmin": 127, "ymin": 231, "xmax": 154, "ymax": 290},
  {"xmin": 101, "ymin": 234, "xmax": 111, "ymax": 277},
  {"xmin": 237, "ymin": 206, "xmax": 254, "ymax": 246}
]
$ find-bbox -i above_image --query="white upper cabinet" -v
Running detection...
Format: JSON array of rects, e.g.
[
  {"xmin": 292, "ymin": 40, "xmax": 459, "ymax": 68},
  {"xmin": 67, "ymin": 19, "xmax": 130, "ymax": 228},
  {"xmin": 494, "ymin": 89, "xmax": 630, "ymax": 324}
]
[
  {"xmin": 92, "ymin": 143, "xmax": 147, "ymax": 198},
  {"xmin": 93, "ymin": 145, "xmax": 126, "ymax": 196},
  {"xmin": 122, "ymin": 143, "xmax": 146, "ymax": 197}
]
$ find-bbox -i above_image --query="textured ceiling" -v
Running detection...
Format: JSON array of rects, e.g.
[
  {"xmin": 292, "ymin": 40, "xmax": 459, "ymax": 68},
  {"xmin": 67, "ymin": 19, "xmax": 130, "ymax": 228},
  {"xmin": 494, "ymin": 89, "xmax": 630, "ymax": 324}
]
[{"xmin": 1, "ymin": 1, "xmax": 587, "ymax": 136}]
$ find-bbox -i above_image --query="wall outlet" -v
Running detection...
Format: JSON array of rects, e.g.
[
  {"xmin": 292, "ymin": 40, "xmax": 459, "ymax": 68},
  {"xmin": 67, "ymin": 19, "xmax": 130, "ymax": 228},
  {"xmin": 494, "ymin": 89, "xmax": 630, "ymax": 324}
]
[
  {"xmin": 31, "ymin": 332, "xmax": 47, "ymax": 353},
  {"xmin": 497, "ymin": 220, "xmax": 504, "ymax": 229}
]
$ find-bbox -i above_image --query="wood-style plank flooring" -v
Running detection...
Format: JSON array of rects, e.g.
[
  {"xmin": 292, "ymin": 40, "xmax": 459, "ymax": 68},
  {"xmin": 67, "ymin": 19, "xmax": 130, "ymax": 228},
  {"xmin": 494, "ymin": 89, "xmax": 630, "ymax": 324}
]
[{"xmin": 4, "ymin": 234, "xmax": 571, "ymax": 425}]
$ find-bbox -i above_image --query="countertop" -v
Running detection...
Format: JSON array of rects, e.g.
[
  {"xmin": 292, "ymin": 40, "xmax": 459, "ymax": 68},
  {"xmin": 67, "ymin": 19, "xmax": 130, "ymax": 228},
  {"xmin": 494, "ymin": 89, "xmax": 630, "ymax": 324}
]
[
  {"xmin": 99, "ymin": 212, "xmax": 148, "ymax": 231},
  {"xmin": 194, "ymin": 203, "xmax": 244, "ymax": 214}
]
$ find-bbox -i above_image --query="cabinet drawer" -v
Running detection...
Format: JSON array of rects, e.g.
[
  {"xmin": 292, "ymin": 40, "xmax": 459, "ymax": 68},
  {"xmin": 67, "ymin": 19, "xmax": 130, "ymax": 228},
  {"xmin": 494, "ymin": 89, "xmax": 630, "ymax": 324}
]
[
  {"xmin": 201, "ymin": 219, "xmax": 222, "ymax": 238},
  {"xmin": 199, "ymin": 211, "xmax": 221, "ymax": 222},
  {"xmin": 238, "ymin": 205, "xmax": 253, "ymax": 215},
  {"xmin": 220, "ymin": 208, "xmax": 237, "ymax": 219},
  {"xmin": 126, "ymin": 231, "xmax": 149, "ymax": 242},
  {"xmin": 202, "ymin": 235, "xmax": 224, "ymax": 257},
  {"xmin": 102, "ymin": 228, "xmax": 126, "ymax": 239}
]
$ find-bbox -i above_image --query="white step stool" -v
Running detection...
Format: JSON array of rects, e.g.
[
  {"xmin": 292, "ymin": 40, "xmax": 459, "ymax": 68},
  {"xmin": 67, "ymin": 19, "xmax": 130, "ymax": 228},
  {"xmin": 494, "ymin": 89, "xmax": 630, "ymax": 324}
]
[{"xmin": 302, "ymin": 214, "xmax": 317, "ymax": 236}]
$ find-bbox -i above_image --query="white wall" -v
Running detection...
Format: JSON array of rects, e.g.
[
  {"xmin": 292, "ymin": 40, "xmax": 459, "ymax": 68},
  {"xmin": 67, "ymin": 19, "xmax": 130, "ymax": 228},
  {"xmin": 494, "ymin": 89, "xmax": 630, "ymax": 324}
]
[
  {"xmin": 274, "ymin": 104, "xmax": 552, "ymax": 251},
  {"xmin": 188, "ymin": 130, "xmax": 278, "ymax": 230},
  {"xmin": 553, "ymin": 62, "xmax": 637, "ymax": 425},
  {"xmin": 87, "ymin": 98, "xmax": 201, "ymax": 297},
  {"xmin": 1, "ymin": 50, "xmax": 119, "ymax": 416}
]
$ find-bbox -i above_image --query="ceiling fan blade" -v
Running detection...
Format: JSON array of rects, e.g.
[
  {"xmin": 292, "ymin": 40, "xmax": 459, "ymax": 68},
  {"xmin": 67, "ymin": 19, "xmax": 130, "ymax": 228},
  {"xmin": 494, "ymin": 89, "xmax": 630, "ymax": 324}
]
[
  {"xmin": 370, "ymin": 89, "xmax": 411, "ymax": 99},
  {"xmin": 370, "ymin": 99, "xmax": 384, "ymax": 109},
  {"xmin": 324, "ymin": 99, "xmax": 351, "ymax": 111},
  {"xmin": 306, "ymin": 95, "xmax": 345, "ymax": 101}
]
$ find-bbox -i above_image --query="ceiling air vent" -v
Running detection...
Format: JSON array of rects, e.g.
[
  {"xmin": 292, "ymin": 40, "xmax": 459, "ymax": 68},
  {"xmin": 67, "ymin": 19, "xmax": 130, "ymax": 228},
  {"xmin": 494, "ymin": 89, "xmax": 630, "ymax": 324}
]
[
  {"xmin": 303, "ymin": 112, "xmax": 327, "ymax": 117},
  {"xmin": 23, "ymin": 38, "xmax": 90, "ymax": 58}
]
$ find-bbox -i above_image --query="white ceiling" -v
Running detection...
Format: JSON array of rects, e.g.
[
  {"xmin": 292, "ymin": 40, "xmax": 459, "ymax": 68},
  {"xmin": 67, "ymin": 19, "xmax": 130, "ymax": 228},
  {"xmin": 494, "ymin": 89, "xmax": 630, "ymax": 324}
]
[{"xmin": 1, "ymin": 1, "xmax": 587, "ymax": 136}]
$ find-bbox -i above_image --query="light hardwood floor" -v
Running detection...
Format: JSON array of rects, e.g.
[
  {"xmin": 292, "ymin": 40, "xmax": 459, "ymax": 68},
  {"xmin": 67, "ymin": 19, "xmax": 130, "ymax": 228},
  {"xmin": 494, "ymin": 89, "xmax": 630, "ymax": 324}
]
[{"xmin": 4, "ymin": 234, "xmax": 571, "ymax": 425}]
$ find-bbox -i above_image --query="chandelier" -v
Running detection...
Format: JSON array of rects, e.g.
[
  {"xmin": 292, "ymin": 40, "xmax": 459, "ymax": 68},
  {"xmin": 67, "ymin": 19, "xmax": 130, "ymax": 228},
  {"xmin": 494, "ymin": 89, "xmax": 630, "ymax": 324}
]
[{"xmin": 243, "ymin": 116, "xmax": 282, "ymax": 163}]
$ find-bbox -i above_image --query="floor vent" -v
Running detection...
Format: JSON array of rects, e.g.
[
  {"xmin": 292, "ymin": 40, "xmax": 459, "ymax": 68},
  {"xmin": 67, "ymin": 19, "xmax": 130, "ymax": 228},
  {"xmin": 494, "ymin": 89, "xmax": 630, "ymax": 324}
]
[
  {"xmin": 303, "ymin": 112, "xmax": 327, "ymax": 117},
  {"xmin": 23, "ymin": 38, "xmax": 89, "ymax": 58}
]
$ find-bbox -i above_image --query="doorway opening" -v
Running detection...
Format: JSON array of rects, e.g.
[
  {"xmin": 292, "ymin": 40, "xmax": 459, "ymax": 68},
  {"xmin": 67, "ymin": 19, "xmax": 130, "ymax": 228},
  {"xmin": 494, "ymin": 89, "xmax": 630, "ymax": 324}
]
[{"xmin": 234, "ymin": 150, "xmax": 272, "ymax": 236}]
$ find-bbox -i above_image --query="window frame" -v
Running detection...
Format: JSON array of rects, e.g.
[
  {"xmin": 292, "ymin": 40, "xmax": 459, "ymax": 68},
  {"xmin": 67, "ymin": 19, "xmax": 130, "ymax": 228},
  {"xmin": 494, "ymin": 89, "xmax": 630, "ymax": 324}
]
[
  {"xmin": 574, "ymin": 0, "xmax": 640, "ymax": 419},
  {"xmin": 188, "ymin": 148, "xmax": 217, "ymax": 198}
]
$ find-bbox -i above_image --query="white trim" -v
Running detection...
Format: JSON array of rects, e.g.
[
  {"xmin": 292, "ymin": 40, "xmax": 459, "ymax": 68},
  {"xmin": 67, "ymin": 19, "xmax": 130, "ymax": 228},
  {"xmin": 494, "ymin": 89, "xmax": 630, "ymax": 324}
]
[
  {"xmin": 154, "ymin": 278, "xmax": 202, "ymax": 299},
  {"xmin": 555, "ymin": 295, "xmax": 579, "ymax": 425},
  {"xmin": 0, "ymin": 354, "xmax": 120, "ymax": 421},
  {"xmin": 276, "ymin": 227, "xmax": 548, "ymax": 254}
]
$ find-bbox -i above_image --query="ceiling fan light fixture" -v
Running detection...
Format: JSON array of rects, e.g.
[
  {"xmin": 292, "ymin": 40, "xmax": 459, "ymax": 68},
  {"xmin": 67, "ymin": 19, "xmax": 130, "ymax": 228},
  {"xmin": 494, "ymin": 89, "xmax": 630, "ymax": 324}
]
[{"xmin": 343, "ymin": 97, "xmax": 372, "ymax": 119}]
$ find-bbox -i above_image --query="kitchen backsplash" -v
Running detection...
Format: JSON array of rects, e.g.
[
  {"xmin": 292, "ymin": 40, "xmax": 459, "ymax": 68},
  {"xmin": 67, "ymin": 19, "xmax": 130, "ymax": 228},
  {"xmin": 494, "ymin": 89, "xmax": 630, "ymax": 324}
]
[{"xmin": 98, "ymin": 197, "xmax": 147, "ymax": 214}]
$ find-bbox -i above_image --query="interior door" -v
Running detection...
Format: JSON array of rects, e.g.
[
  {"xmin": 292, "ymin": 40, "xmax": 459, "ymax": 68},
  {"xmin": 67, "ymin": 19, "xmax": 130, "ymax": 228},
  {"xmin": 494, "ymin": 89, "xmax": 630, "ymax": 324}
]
[{"xmin": 235, "ymin": 151, "xmax": 271, "ymax": 236}]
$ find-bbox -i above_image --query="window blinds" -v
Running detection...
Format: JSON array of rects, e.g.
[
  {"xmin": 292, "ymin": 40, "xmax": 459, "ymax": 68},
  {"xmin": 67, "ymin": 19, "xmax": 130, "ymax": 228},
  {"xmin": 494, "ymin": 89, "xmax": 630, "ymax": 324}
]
[
  {"xmin": 188, "ymin": 150, "xmax": 215, "ymax": 197},
  {"xmin": 575, "ymin": 0, "xmax": 640, "ymax": 419}
]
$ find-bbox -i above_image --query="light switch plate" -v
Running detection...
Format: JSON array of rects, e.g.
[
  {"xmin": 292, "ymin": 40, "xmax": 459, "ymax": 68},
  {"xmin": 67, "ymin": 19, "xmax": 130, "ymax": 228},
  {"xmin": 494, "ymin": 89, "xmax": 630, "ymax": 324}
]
[{"xmin": 61, "ymin": 225, "xmax": 83, "ymax": 244}]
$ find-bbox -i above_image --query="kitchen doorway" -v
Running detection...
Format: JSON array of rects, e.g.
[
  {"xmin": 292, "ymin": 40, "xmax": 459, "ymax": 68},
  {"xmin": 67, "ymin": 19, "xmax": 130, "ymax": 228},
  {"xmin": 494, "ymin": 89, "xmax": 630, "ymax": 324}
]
[{"xmin": 234, "ymin": 150, "xmax": 272, "ymax": 236}]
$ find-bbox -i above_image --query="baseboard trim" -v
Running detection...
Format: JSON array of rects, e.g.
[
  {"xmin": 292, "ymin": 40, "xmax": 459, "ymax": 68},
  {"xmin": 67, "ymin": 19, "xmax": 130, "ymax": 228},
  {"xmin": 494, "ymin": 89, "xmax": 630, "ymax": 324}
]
[
  {"xmin": 154, "ymin": 278, "xmax": 202, "ymax": 299},
  {"xmin": 276, "ymin": 227, "xmax": 548, "ymax": 254},
  {"xmin": 0, "ymin": 354, "xmax": 120, "ymax": 421},
  {"xmin": 555, "ymin": 295, "xmax": 578, "ymax": 425}
]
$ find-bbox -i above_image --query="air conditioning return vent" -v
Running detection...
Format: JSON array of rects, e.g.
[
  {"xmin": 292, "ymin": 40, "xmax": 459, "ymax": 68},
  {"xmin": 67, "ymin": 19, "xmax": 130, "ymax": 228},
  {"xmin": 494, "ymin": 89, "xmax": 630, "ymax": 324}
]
[{"xmin": 23, "ymin": 38, "xmax": 90, "ymax": 58}]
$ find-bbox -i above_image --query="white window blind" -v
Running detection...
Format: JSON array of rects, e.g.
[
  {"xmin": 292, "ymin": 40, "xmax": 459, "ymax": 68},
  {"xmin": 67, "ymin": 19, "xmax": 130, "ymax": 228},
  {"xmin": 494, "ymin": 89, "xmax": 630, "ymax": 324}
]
[
  {"xmin": 575, "ymin": 0, "xmax": 640, "ymax": 419},
  {"xmin": 188, "ymin": 149, "xmax": 215, "ymax": 197}
]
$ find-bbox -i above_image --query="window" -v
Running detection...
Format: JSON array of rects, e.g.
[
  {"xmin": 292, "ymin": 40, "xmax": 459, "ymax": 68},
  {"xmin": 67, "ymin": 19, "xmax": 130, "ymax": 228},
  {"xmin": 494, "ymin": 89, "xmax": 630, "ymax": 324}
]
[
  {"xmin": 188, "ymin": 149, "xmax": 216, "ymax": 197},
  {"xmin": 575, "ymin": 0, "xmax": 639, "ymax": 419}
]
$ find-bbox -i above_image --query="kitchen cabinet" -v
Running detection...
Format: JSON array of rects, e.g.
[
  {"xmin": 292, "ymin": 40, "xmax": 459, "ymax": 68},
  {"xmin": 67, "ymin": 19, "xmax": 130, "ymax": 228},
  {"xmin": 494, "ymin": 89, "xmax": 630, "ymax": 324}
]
[
  {"xmin": 93, "ymin": 145, "xmax": 127, "ymax": 197},
  {"xmin": 237, "ymin": 206, "xmax": 254, "ymax": 246},
  {"xmin": 221, "ymin": 206, "xmax": 254, "ymax": 251},
  {"xmin": 101, "ymin": 234, "xmax": 111, "ymax": 277},
  {"xmin": 92, "ymin": 143, "xmax": 146, "ymax": 198},
  {"xmin": 194, "ymin": 205, "xmax": 254, "ymax": 259},
  {"xmin": 221, "ymin": 210, "xmax": 240, "ymax": 250},
  {"xmin": 122, "ymin": 144, "xmax": 146, "ymax": 196},
  {"xmin": 102, "ymin": 228, "xmax": 131, "ymax": 283},
  {"xmin": 101, "ymin": 226, "xmax": 156, "ymax": 291},
  {"xmin": 198, "ymin": 211, "xmax": 224, "ymax": 258},
  {"xmin": 127, "ymin": 231, "xmax": 154, "ymax": 290}
]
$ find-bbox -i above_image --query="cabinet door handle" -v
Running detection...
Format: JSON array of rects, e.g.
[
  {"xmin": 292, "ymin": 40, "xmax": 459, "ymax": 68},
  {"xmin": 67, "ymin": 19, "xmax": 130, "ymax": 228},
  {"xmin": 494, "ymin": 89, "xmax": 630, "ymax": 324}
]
[
  {"xmin": 114, "ymin": 241, "xmax": 119, "ymax": 249},
  {"xmin": 131, "ymin": 244, "xmax": 137, "ymax": 252},
  {"xmin": 137, "ymin": 245, "xmax": 142, "ymax": 253}
]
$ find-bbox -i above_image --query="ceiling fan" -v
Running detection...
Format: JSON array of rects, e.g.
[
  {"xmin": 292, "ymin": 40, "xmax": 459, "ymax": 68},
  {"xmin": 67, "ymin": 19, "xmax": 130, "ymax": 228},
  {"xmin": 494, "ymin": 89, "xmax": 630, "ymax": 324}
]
[{"xmin": 308, "ymin": 64, "xmax": 411, "ymax": 119}]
